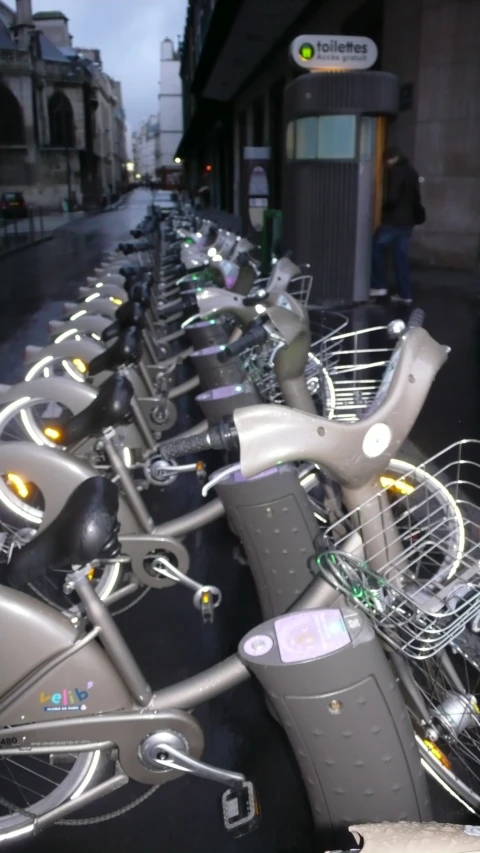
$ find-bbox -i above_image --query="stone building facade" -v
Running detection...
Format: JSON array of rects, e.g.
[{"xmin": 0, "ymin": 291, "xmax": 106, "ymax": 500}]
[
  {"xmin": 158, "ymin": 38, "xmax": 183, "ymax": 187},
  {"xmin": 132, "ymin": 115, "xmax": 160, "ymax": 181},
  {"xmin": 0, "ymin": 0, "xmax": 127, "ymax": 210}
]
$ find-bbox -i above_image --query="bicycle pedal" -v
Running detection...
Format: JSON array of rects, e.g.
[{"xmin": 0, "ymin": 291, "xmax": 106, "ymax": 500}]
[
  {"xmin": 221, "ymin": 781, "xmax": 260, "ymax": 837},
  {"xmin": 200, "ymin": 589, "xmax": 215, "ymax": 623}
]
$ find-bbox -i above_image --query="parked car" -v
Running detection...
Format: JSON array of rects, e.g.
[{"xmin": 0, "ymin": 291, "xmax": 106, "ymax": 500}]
[
  {"xmin": 0, "ymin": 192, "xmax": 28, "ymax": 219},
  {"xmin": 153, "ymin": 190, "xmax": 178, "ymax": 218}
]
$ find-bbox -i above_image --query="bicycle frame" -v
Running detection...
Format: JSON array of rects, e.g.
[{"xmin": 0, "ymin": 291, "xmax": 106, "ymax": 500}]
[
  {"xmin": 0, "ymin": 441, "xmax": 223, "ymax": 599},
  {"xmin": 0, "ymin": 566, "xmax": 429, "ymax": 838}
]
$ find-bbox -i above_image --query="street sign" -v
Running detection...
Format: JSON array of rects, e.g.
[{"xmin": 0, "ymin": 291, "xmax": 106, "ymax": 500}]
[{"xmin": 290, "ymin": 35, "xmax": 378, "ymax": 71}]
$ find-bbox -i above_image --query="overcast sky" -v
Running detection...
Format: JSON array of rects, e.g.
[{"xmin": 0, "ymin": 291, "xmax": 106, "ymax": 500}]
[{"xmin": 31, "ymin": 0, "xmax": 188, "ymax": 131}]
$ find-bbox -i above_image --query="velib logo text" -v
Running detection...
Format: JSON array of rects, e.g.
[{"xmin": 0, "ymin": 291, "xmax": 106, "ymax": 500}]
[
  {"xmin": 40, "ymin": 681, "xmax": 93, "ymax": 712},
  {"xmin": 317, "ymin": 39, "xmax": 368, "ymax": 60}
]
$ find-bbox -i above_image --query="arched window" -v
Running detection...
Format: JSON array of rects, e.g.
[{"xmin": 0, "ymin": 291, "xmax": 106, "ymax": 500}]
[
  {"xmin": 0, "ymin": 82, "xmax": 25, "ymax": 145},
  {"xmin": 48, "ymin": 91, "xmax": 75, "ymax": 148}
]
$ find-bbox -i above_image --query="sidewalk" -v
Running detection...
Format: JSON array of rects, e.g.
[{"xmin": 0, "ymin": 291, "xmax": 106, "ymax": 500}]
[
  {"xmin": 40, "ymin": 211, "xmax": 86, "ymax": 232},
  {"xmin": 1, "ymin": 210, "xmax": 86, "ymax": 236},
  {"xmin": 412, "ymin": 264, "xmax": 480, "ymax": 297},
  {"xmin": 0, "ymin": 210, "xmax": 88, "ymax": 259}
]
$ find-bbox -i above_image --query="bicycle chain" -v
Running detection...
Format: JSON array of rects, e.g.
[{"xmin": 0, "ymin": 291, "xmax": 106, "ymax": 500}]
[
  {"xmin": 0, "ymin": 792, "xmax": 36, "ymax": 823},
  {"xmin": 57, "ymin": 784, "xmax": 160, "ymax": 826}
]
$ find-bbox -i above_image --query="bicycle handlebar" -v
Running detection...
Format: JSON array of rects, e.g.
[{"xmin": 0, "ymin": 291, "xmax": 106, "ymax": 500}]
[
  {"xmin": 217, "ymin": 322, "xmax": 268, "ymax": 363},
  {"xmin": 157, "ymin": 420, "xmax": 239, "ymax": 459},
  {"xmin": 242, "ymin": 291, "xmax": 267, "ymax": 307},
  {"xmin": 407, "ymin": 308, "xmax": 425, "ymax": 329}
]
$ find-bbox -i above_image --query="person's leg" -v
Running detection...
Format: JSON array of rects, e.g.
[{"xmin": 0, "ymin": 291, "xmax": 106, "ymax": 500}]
[
  {"xmin": 392, "ymin": 228, "xmax": 413, "ymax": 301},
  {"xmin": 371, "ymin": 225, "xmax": 394, "ymax": 295}
]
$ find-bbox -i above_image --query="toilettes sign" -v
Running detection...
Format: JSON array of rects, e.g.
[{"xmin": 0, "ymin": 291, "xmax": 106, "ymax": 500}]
[{"xmin": 290, "ymin": 35, "xmax": 378, "ymax": 71}]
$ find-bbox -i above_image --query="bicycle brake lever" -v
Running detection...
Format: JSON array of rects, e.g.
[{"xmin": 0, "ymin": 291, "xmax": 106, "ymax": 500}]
[{"xmin": 267, "ymin": 339, "xmax": 286, "ymax": 367}]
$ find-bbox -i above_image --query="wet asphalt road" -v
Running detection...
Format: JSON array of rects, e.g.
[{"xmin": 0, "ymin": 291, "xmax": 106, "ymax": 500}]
[{"xmin": 1, "ymin": 189, "xmax": 480, "ymax": 852}]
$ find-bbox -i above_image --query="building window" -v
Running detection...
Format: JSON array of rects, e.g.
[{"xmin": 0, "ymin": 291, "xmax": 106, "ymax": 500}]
[
  {"xmin": 49, "ymin": 91, "xmax": 75, "ymax": 148},
  {"xmin": 317, "ymin": 115, "xmax": 356, "ymax": 159},
  {"xmin": 0, "ymin": 83, "xmax": 25, "ymax": 145},
  {"xmin": 359, "ymin": 116, "xmax": 375, "ymax": 160},
  {"xmin": 286, "ymin": 115, "xmax": 357, "ymax": 160},
  {"xmin": 296, "ymin": 117, "xmax": 317, "ymax": 159}
]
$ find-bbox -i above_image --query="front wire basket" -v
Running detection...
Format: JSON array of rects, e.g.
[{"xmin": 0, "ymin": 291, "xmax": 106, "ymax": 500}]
[
  {"xmin": 251, "ymin": 272, "xmax": 313, "ymax": 308},
  {"xmin": 243, "ymin": 306, "xmax": 348, "ymax": 405},
  {"xmin": 316, "ymin": 440, "xmax": 480, "ymax": 660},
  {"xmin": 321, "ymin": 325, "xmax": 396, "ymax": 422}
]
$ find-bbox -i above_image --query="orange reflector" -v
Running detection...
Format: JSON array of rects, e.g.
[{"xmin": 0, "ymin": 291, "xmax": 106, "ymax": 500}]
[
  {"xmin": 380, "ymin": 475, "xmax": 415, "ymax": 496},
  {"xmin": 201, "ymin": 591, "xmax": 210, "ymax": 604},
  {"xmin": 87, "ymin": 568, "xmax": 95, "ymax": 582},
  {"xmin": 72, "ymin": 358, "xmax": 87, "ymax": 373},
  {"xmin": 6, "ymin": 473, "xmax": 29, "ymax": 499},
  {"xmin": 196, "ymin": 461, "xmax": 204, "ymax": 471},
  {"xmin": 109, "ymin": 297, "xmax": 123, "ymax": 305},
  {"xmin": 44, "ymin": 426, "xmax": 61, "ymax": 441},
  {"xmin": 423, "ymin": 739, "xmax": 452, "ymax": 770}
]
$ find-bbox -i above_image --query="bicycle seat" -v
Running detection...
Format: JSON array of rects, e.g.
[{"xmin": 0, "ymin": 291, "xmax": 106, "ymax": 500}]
[
  {"xmin": 46, "ymin": 372, "xmax": 134, "ymax": 446},
  {"xmin": 118, "ymin": 264, "xmax": 138, "ymax": 279},
  {"xmin": 7, "ymin": 477, "xmax": 121, "ymax": 590},
  {"xmin": 125, "ymin": 280, "xmax": 150, "ymax": 307},
  {"xmin": 88, "ymin": 326, "xmax": 142, "ymax": 376},
  {"xmin": 102, "ymin": 302, "xmax": 146, "ymax": 343}
]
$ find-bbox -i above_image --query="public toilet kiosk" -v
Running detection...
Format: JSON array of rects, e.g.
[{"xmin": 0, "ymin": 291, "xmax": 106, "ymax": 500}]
[{"xmin": 282, "ymin": 35, "xmax": 399, "ymax": 304}]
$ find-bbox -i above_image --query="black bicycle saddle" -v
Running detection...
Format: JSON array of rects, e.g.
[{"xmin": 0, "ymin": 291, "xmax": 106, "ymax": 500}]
[
  {"xmin": 88, "ymin": 326, "xmax": 142, "ymax": 376},
  {"xmin": 45, "ymin": 372, "xmax": 134, "ymax": 447},
  {"xmin": 102, "ymin": 302, "xmax": 146, "ymax": 343},
  {"xmin": 7, "ymin": 477, "xmax": 121, "ymax": 589},
  {"xmin": 125, "ymin": 280, "xmax": 150, "ymax": 307}
]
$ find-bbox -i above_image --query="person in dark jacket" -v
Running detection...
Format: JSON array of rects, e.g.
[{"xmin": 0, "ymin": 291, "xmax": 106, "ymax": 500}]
[{"xmin": 370, "ymin": 146, "xmax": 423, "ymax": 304}]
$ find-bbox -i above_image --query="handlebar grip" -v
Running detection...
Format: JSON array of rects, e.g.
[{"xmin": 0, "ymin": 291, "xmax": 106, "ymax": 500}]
[
  {"xmin": 158, "ymin": 431, "xmax": 215, "ymax": 459},
  {"xmin": 217, "ymin": 324, "xmax": 268, "ymax": 363},
  {"xmin": 407, "ymin": 309, "xmax": 425, "ymax": 329},
  {"xmin": 158, "ymin": 421, "xmax": 239, "ymax": 459}
]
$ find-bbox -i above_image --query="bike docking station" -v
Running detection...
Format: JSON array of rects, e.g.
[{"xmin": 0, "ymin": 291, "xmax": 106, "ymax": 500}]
[{"xmin": 283, "ymin": 35, "xmax": 400, "ymax": 305}]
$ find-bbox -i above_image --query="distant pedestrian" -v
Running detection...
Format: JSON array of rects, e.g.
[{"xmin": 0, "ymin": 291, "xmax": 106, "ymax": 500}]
[
  {"xmin": 370, "ymin": 146, "xmax": 425, "ymax": 305},
  {"xmin": 197, "ymin": 185, "xmax": 211, "ymax": 209}
]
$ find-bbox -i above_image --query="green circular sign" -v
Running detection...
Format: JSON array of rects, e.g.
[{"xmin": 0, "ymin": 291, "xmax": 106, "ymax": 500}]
[{"xmin": 299, "ymin": 42, "xmax": 315, "ymax": 61}]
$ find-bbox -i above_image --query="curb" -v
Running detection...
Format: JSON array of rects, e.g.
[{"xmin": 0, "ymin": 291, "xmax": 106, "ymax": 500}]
[
  {"xmin": 105, "ymin": 199, "xmax": 128, "ymax": 212},
  {"xmin": 0, "ymin": 234, "xmax": 53, "ymax": 261}
]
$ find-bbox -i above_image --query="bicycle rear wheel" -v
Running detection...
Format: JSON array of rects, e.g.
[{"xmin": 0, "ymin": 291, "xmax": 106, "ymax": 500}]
[
  {"xmin": 0, "ymin": 749, "xmax": 105, "ymax": 841},
  {"xmin": 393, "ymin": 632, "xmax": 480, "ymax": 814}
]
